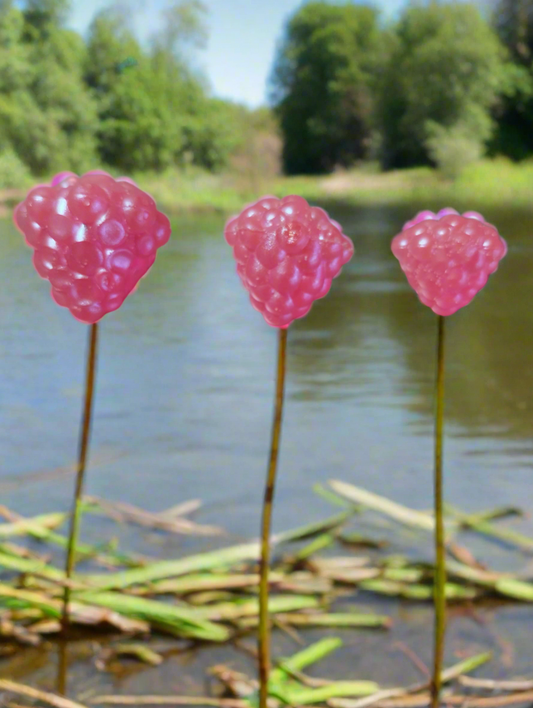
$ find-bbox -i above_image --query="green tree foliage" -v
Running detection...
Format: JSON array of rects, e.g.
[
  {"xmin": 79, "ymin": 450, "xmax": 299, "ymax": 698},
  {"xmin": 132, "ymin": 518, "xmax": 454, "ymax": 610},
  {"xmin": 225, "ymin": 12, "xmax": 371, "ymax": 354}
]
[
  {"xmin": 0, "ymin": 0, "xmax": 98, "ymax": 174},
  {"xmin": 494, "ymin": 0, "xmax": 533, "ymax": 64},
  {"xmin": 271, "ymin": 2, "xmax": 382, "ymax": 175},
  {"xmin": 0, "ymin": 0, "xmax": 247, "ymax": 176},
  {"xmin": 154, "ymin": 0, "xmax": 208, "ymax": 57},
  {"xmin": 86, "ymin": 1, "xmax": 240, "ymax": 172},
  {"xmin": 378, "ymin": 2, "xmax": 505, "ymax": 168},
  {"xmin": 85, "ymin": 10, "xmax": 167, "ymax": 171},
  {"xmin": 23, "ymin": 0, "xmax": 71, "ymax": 27},
  {"xmin": 491, "ymin": 0, "xmax": 533, "ymax": 159},
  {"xmin": 7, "ymin": 0, "xmax": 533, "ymax": 180},
  {"xmin": 425, "ymin": 122, "xmax": 483, "ymax": 180}
]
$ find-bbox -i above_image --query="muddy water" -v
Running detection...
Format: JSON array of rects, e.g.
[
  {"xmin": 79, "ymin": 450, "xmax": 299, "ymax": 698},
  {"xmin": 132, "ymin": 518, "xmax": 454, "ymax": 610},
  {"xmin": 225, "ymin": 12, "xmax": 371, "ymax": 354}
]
[{"xmin": 1, "ymin": 200, "xmax": 533, "ymax": 693}]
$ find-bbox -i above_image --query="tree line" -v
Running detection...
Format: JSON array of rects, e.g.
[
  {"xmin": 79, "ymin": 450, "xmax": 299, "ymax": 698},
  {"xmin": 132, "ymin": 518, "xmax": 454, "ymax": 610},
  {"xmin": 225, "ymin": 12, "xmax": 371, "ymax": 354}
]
[
  {"xmin": 1, "ymin": 0, "xmax": 532, "ymax": 183},
  {"xmin": 271, "ymin": 0, "xmax": 533, "ymax": 175},
  {"xmin": 0, "ymin": 0, "xmax": 273, "ymax": 185}
]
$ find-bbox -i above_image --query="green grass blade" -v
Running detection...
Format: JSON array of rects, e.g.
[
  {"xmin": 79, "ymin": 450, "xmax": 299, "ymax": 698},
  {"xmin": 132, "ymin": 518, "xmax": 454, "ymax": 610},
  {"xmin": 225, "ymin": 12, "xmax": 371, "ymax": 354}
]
[
  {"xmin": 0, "ymin": 513, "xmax": 67, "ymax": 538},
  {"xmin": 461, "ymin": 517, "xmax": 533, "ymax": 552},
  {"xmin": 276, "ymin": 612, "xmax": 390, "ymax": 628},
  {"xmin": 282, "ymin": 681, "xmax": 379, "ymax": 704},
  {"xmin": 275, "ymin": 512, "xmax": 353, "ymax": 543},
  {"xmin": 495, "ymin": 578, "xmax": 533, "ymax": 601},
  {"xmin": 295, "ymin": 534, "xmax": 336, "ymax": 560},
  {"xmin": 82, "ymin": 542, "xmax": 262, "ymax": 590},
  {"xmin": 441, "ymin": 652, "xmax": 492, "ymax": 682},
  {"xmin": 76, "ymin": 591, "xmax": 230, "ymax": 641},
  {"xmin": 329, "ymin": 481, "xmax": 435, "ymax": 531},
  {"xmin": 0, "ymin": 551, "xmax": 66, "ymax": 583},
  {"xmin": 196, "ymin": 595, "xmax": 318, "ymax": 621},
  {"xmin": 359, "ymin": 579, "xmax": 477, "ymax": 600},
  {"xmin": 0, "ymin": 582, "xmax": 60, "ymax": 617},
  {"xmin": 82, "ymin": 514, "xmax": 353, "ymax": 590},
  {"xmin": 270, "ymin": 638, "xmax": 343, "ymax": 684}
]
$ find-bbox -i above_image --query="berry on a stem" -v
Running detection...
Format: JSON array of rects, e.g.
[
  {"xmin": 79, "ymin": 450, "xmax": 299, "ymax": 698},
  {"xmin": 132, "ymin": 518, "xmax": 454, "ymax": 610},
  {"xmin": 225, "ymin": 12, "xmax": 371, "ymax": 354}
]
[
  {"xmin": 392, "ymin": 208, "xmax": 507, "ymax": 316},
  {"xmin": 225, "ymin": 195, "xmax": 354, "ymax": 328},
  {"xmin": 14, "ymin": 171, "xmax": 171, "ymax": 324}
]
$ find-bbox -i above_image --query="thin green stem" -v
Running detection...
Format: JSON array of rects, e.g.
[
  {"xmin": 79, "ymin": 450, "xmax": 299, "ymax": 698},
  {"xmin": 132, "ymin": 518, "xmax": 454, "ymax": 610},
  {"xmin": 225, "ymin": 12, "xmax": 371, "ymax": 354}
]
[
  {"xmin": 258, "ymin": 327, "xmax": 288, "ymax": 708},
  {"xmin": 431, "ymin": 315, "xmax": 446, "ymax": 708},
  {"xmin": 57, "ymin": 322, "xmax": 99, "ymax": 696}
]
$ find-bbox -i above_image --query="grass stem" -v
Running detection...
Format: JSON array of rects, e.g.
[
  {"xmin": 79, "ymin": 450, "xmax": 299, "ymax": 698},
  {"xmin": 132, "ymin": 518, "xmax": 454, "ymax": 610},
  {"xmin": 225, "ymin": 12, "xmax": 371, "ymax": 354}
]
[
  {"xmin": 57, "ymin": 322, "xmax": 99, "ymax": 695},
  {"xmin": 258, "ymin": 327, "xmax": 288, "ymax": 708},
  {"xmin": 431, "ymin": 315, "xmax": 446, "ymax": 708}
]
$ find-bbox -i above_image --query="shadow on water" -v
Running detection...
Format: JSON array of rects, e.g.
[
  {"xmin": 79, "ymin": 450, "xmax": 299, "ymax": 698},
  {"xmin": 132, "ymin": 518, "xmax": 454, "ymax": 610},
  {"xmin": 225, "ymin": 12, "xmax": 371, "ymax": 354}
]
[{"xmin": 2, "ymin": 197, "xmax": 533, "ymax": 689}]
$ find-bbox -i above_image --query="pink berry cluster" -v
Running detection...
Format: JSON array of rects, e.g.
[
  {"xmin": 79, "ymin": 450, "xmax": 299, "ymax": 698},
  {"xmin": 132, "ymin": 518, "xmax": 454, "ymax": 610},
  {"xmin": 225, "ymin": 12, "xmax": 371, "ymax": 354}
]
[
  {"xmin": 402, "ymin": 207, "xmax": 486, "ymax": 231},
  {"xmin": 392, "ymin": 208, "xmax": 507, "ymax": 316},
  {"xmin": 14, "ymin": 171, "xmax": 171, "ymax": 324},
  {"xmin": 224, "ymin": 195, "xmax": 354, "ymax": 328}
]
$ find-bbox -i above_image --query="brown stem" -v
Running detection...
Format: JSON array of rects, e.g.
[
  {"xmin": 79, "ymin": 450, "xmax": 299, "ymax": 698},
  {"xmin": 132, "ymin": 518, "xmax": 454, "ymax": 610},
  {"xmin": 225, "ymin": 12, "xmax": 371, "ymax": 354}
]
[
  {"xmin": 431, "ymin": 315, "xmax": 446, "ymax": 708},
  {"xmin": 258, "ymin": 327, "xmax": 288, "ymax": 708},
  {"xmin": 57, "ymin": 322, "xmax": 99, "ymax": 696}
]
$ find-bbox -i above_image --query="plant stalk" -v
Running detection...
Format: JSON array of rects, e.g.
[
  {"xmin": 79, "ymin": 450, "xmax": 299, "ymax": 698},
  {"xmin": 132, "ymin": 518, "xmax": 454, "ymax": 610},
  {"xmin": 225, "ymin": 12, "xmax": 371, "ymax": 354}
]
[
  {"xmin": 258, "ymin": 327, "xmax": 288, "ymax": 708},
  {"xmin": 57, "ymin": 322, "xmax": 99, "ymax": 695},
  {"xmin": 431, "ymin": 314, "xmax": 446, "ymax": 708}
]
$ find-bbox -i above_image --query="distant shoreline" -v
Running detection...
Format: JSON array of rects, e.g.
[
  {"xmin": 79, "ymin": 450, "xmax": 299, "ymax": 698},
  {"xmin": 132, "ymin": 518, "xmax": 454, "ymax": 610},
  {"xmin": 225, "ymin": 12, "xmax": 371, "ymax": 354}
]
[{"xmin": 3, "ymin": 159, "xmax": 533, "ymax": 220}]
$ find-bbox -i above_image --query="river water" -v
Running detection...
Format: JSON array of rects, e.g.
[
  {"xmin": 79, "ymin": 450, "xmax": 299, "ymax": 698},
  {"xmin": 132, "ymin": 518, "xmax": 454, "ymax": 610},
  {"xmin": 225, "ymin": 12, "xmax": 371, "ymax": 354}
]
[{"xmin": 1, "ymin": 200, "xmax": 533, "ymax": 693}]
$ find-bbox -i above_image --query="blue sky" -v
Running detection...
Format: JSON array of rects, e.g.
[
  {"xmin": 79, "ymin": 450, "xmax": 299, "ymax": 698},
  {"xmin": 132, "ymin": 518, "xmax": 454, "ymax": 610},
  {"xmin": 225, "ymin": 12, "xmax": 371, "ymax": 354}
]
[{"xmin": 66, "ymin": 0, "xmax": 408, "ymax": 108}]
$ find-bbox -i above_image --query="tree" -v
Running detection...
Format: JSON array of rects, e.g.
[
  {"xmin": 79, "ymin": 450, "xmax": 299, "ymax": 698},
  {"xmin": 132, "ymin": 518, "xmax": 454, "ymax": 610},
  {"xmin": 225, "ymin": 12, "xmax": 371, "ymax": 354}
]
[
  {"xmin": 0, "ymin": 0, "xmax": 267, "ymax": 177},
  {"xmin": 153, "ymin": 0, "xmax": 208, "ymax": 58},
  {"xmin": 0, "ymin": 2, "xmax": 98, "ymax": 174},
  {"xmin": 494, "ymin": 0, "xmax": 533, "ymax": 64},
  {"xmin": 86, "ymin": 2, "xmax": 239, "ymax": 172},
  {"xmin": 270, "ymin": 1, "xmax": 382, "ymax": 175},
  {"xmin": 86, "ymin": 11, "xmax": 181, "ymax": 171},
  {"xmin": 85, "ymin": 9, "xmax": 143, "ymax": 94},
  {"xmin": 23, "ymin": 0, "xmax": 71, "ymax": 31},
  {"xmin": 491, "ymin": 0, "xmax": 533, "ymax": 159},
  {"xmin": 379, "ymin": 2, "xmax": 505, "ymax": 168}
]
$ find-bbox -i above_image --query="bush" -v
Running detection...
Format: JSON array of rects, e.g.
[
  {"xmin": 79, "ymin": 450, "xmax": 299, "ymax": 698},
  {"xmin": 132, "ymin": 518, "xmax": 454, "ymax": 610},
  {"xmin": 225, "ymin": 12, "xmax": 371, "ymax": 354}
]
[
  {"xmin": 378, "ymin": 3, "xmax": 504, "ymax": 168},
  {"xmin": 425, "ymin": 122, "xmax": 483, "ymax": 181},
  {"xmin": 271, "ymin": 2, "xmax": 383, "ymax": 175},
  {"xmin": 0, "ymin": 147, "xmax": 30, "ymax": 188}
]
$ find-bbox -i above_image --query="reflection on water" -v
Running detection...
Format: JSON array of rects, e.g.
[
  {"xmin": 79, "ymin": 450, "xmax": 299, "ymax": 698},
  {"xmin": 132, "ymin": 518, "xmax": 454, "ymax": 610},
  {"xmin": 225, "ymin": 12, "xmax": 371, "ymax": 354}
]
[{"xmin": 1, "ymin": 200, "xmax": 533, "ymax": 683}]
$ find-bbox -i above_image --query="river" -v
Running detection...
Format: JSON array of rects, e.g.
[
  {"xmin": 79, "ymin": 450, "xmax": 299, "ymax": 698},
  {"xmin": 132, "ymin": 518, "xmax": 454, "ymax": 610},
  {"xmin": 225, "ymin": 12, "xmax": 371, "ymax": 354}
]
[{"xmin": 1, "ymin": 200, "xmax": 533, "ymax": 692}]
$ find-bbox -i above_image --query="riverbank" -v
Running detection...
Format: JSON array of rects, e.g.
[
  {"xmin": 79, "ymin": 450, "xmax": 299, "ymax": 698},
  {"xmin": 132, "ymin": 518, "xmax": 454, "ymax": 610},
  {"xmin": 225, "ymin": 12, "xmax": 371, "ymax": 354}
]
[
  {"xmin": 2, "ymin": 158, "xmax": 533, "ymax": 219},
  {"xmin": 2, "ymin": 480, "xmax": 533, "ymax": 703},
  {"xmin": 135, "ymin": 158, "xmax": 533, "ymax": 215}
]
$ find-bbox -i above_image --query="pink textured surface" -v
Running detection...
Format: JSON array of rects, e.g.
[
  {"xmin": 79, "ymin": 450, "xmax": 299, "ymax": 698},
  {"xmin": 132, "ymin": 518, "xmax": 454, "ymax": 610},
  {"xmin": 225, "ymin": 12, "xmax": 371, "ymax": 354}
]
[
  {"xmin": 224, "ymin": 195, "xmax": 354, "ymax": 328},
  {"xmin": 392, "ymin": 208, "xmax": 507, "ymax": 316},
  {"xmin": 13, "ymin": 171, "xmax": 171, "ymax": 324}
]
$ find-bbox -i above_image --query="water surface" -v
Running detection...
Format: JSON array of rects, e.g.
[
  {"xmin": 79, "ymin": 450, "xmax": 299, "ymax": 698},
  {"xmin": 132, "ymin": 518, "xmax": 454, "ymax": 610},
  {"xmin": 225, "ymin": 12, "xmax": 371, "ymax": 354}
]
[{"xmin": 1, "ymin": 201, "xmax": 533, "ymax": 690}]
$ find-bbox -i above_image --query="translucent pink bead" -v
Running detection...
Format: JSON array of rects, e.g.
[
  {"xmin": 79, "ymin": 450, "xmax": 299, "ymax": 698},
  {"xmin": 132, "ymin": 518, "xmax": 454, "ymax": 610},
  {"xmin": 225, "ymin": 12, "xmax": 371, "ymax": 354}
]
[
  {"xmin": 51, "ymin": 172, "xmax": 77, "ymax": 186},
  {"xmin": 13, "ymin": 171, "xmax": 171, "ymax": 324},
  {"xmin": 392, "ymin": 208, "xmax": 507, "ymax": 316},
  {"xmin": 224, "ymin": 195, "xmax": 354, "ymax": 328}
]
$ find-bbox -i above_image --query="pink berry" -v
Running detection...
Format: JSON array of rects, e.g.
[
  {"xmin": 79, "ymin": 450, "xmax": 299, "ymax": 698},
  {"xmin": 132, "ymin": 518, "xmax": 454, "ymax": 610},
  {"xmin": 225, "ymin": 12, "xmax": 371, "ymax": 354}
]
[
  {"xmin": 392, "ymin": 209, "xmax": 507, "ymax": 317},
  {"xmin": 51, "ymin": 171, "xmax": 77, "ymax": 187},
  {"xmin": 13, "ymin": 172, "xmax": 171, "ymax": 324},
  {"xmin": 25, "ymin": 185, "xmax": 55, "ymax": 225},
  {"xmin": 14, "ymin": 202, "xmax": 44, "ymax": 248},
  {"xmin": 224, "ymin": 195, "xmax": 354, "ymax": 328},
  {"xmin": 151, "ymin": 212, "xmax": 171, "ymax": 247},
  {"xmin": 109, "ymin": 181, "xmax": 157, "ymax": 231},
  {"xmin": 68, "ymin": 180, "xmax": 110, "ymax": 225}
]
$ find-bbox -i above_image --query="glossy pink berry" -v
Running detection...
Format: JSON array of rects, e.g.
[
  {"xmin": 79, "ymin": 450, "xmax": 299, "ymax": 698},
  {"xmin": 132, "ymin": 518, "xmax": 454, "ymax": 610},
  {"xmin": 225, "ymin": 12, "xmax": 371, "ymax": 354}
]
[
  {"xmin": 392, "ymin": 208, "xmax": 507, "ymax": 316},
  {"xmin": 224, "ymin": 195, "xmax": 354, "ymax": 328},
  {"xmin": 13, "ymin": 171, "xmax": 171, "ymax": 324}
]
